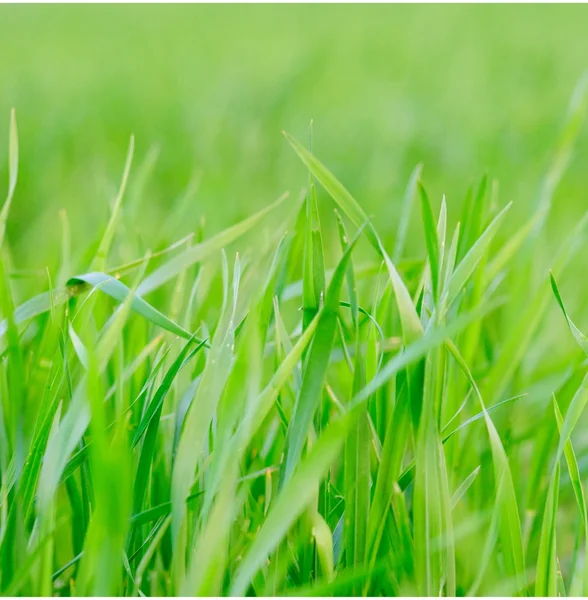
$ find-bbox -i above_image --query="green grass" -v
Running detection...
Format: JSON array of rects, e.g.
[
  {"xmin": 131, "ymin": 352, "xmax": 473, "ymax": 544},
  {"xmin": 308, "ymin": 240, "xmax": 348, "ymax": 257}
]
[{"xmin": 3, "ymin": 5, "xmax": 588, "ymax": 596}]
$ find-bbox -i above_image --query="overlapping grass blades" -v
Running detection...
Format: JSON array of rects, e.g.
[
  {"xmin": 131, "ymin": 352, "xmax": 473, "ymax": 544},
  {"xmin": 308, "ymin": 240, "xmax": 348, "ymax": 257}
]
[{"xmin": 1, "ymin": 78, "xmax": 588, "ymax": 597}]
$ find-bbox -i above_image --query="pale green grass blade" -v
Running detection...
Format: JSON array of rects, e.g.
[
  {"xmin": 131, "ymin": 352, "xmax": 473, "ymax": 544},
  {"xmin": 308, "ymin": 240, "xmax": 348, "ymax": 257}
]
[
  {"xmin": 312, "ymin": 511, "xmax": 334, "ymax": 582},
  {"xmin": 393, "ymin": 164, "xmax": 422, "ymax": 263},
  {"xmin": 68, "ymin": 322, "xmax": 89, "ymax": 370},
  {"xmin": 137, "ymin": 192, "xmax": 290, "ymax": 295},
  {"xmin": 0, "ymin": 109, "xmax": 18, "ymax": 249},
  {"xmin": 441, "ymin": 222, "xmax": 460, "ymax": 295},
  {"xmin": 335, "ymin": 210, "xmax": 358, "ymax": 328},
  {"xmin": 451, "ymin": 465, "xmax": 480, "ymax": 510},
  {"xmin": 68, "ymin": 272, "xmax": 196, "ymax": 341},
  {"xmin": 91, "ymin": 135, "xmax": 135, "ymax": 271},
  {"xmin": 1, "ymin": 270, "xmax": 199, "ymax": 345},
  {"xmin": 413, "ymin": 413, "xmax": 445, "ymax": 595}
]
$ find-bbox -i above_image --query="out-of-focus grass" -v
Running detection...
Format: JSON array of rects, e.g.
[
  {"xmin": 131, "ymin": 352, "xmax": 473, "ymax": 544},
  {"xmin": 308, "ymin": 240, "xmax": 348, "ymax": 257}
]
[
  {"xmin": 1, "ymin": 5, "xmax": 588, "ymax": 265},
  {"xmin": 2, "ymin": 5, "xmax": 588, "ymax": 597}
]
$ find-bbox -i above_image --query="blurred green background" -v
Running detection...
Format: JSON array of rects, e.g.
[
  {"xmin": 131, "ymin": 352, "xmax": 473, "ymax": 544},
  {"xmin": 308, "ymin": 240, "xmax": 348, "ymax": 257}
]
[{"xmin": 1, "ymin": 4, "xmax": 588, "ymax": 272}]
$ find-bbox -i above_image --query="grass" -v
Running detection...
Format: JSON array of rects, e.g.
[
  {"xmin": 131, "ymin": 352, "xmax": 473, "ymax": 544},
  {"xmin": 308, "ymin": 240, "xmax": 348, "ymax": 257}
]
[{"xmin": 3, "ymin": 5, "xmax": 588, "ymax": 596}]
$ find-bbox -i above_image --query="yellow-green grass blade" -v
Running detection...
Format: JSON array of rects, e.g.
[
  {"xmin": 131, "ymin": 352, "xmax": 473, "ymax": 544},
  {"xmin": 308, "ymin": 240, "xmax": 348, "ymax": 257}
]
[
  {"xmin": 0, "ymin": 109, "xmax": 18, "ymax": 250},
  {"xmin": 91, "ymin": 135, "xmax": 135, "ymax": 271}
]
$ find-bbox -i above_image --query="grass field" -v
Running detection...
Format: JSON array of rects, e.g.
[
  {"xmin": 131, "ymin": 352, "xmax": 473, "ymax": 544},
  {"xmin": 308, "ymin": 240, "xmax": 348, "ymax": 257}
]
[{"xmin": 2, "ymin": 4, "xmax": 588, "ymax": 596}]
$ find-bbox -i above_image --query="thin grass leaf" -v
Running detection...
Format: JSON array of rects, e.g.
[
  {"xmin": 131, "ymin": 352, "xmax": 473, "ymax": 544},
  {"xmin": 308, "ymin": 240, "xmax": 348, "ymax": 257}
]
[
  {"xmin": 418, "ymin": 182, "xmax": 440, "ymax": 301},
  {"xmin": 91, "ymin": 135, "xmax": 135, "ymax": 271},
  {"xmin": 550, "ymin": 272, "xmax": 588, "ymax": 355},
  {"xmin": 393, "ymin": 164, "xmax": 422, "ymax": 263},
  {"xmin": 0, "ymin": 109, "xmax": 18, "ymax": 249},
  {"xmin": 137, "ymin": 192, "xmax": 291, "ymax": 295},
  {"xmin": 450, "ymin": 465, "xmax": 480, "ymax": 510}
]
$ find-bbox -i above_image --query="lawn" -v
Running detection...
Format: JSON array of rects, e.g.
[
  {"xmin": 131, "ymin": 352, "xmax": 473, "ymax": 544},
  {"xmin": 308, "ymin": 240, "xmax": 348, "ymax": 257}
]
[{"xmin": 2, "ymin": 4, "xmax": 588, "ymax": 596}]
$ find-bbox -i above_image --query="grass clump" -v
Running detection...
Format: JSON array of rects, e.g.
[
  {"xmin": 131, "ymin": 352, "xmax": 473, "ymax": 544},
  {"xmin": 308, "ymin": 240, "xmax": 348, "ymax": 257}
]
[{"xmin": 2, "ymin": 76, "xmax": 588, "ymax": 597}]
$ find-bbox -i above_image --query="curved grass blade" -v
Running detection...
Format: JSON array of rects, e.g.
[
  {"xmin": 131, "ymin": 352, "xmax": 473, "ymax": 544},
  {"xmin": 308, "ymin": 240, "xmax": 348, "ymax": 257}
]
[
  {"xmin": 550, "ymin": 272, "xmax": 588, "ymax": 355},
  {"xmin": 67, "ymin": 272, "xmax": 197, "ymax": 341}
]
